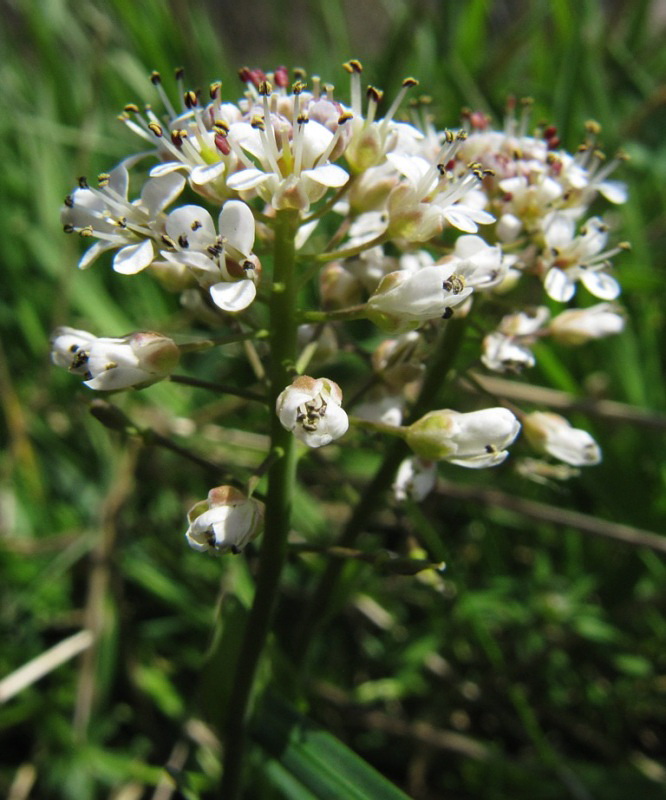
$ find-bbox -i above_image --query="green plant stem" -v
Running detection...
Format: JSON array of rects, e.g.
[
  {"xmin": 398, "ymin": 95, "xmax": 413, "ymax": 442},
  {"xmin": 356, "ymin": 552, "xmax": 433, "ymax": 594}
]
[
  {"xmin": 220, "ymin": 210, "xmax": 300, "ymax": 800},
  {"xmin": 292, "ymin": 318, "xmax": 467, "ymax": 666}
]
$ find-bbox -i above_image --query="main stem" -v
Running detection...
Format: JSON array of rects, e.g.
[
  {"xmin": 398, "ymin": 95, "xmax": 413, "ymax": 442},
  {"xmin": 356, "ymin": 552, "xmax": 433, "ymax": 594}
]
[
  {"xmin": 292, "ymin": 318, "xmax": 468, "ymax": 665},
  {"xmin": 220, "ymin": 210, "xmax": 299, "ymax": 799}
]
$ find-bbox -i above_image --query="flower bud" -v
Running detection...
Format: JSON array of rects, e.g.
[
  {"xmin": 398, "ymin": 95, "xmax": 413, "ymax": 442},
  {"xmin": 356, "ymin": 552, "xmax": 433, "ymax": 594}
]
[
  {"xmin": 185, "ymin": 486, "xmax": 264, "ymax": 554},
  {"xmin": 406, "ymin": 407, "xmax": 521, "ymax": 468},
  {"xmin": 548, "ymin": 303, "xmax": 625, "ymax": 346},
  {"xmin": 522, "ymin": 412, "xmax": 601, "ymax": 466},
  {"xmin": 276, "ymin": 376, "xmax": 349, "ymax": 448},
  {"xmin": 51, "ymin": 327, "xmax": 179, "ymax": 390}
]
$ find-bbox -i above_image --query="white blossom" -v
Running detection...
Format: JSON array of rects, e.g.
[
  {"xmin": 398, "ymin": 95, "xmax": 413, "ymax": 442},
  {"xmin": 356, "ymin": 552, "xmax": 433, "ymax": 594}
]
[
  {"xmin": 548, "ymin": 303, "xmax": 625, "ymax": 345},
  {"xmin": 523, "ymin": 412, "xmax": 601, "ymax": 466},
  {"xmin": 161, "ymin": 199, "xmax": 260, "ymax": 312},
  {"xmin": 185, "ymin": 486, "xmax": 264, "ymax": 554},
  {"xmin": 406, "ymin": 407, "xmax": 521, "ymax": 468},
  {"xmin": 51, "ymin": 327, "xmax": 179, "ymax": 390},
  {"xmin": 276, "ymin": 376, "xmax": 349, "ymax": 448}
]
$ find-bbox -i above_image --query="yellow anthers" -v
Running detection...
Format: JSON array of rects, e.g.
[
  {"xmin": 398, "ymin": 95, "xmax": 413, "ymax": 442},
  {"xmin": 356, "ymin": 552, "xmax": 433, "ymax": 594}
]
[
  {"xmin": 292, "ymin": 80, "xmax": 306, "ymax": 95},
  {"xmin": 619, "ymin": 241, "xmax": 632, "ymax": 251},
  {"xmin": 213, "ymin": 120, "xmax": 229, "ymax": 135},
  {"xmin": 293, "ymin": 67, "xmax": 307, "ymax": 80},
  {"xmin": 585, "ymin": 119, "xmax": 602, "ymax": 135},
  {"xmin": 250, "ymin": 115, "xmax": 266, "ymax": 131},
  {"xmin": 520, "ymin": 96, "xmax": 534, "ymax": 107},
  {"xmin": 79, "ymin": 226, "xmax": 94, "ymax": 238},
  {"xmin": 97, "ymin": 173, "xmax": 110, "ymax": 188},
  {"xmin": 184, "ymin": 90, "xmax": 198, "ymax": 108},
  {"xmin": 209, "ymin": 81, "xmax": 222, "ymax": 98},
  {"xmin": 123, "ymin": 103, "xmax": 140, "ymax": 114},
  {"xmin": 174, "ymin": 66, "xmax": 185, "ymax": 81},
  {"xmin": 592, "ymin": 149, "xmax": 606, "ymax": 162},
  {"xmin": 148, "ymin": 121, "xmax": 163, "ymax": 137},
  {"xmin": 296, "ymin": 114, "xmax": 309, "ymax": 125},
  {"xmin": 402, "ymin": 77, "xmax": 419, "ymax": 88},
  {"xmin": 443, "ymin": 129, "xmax": 455, "ymax": 143},
  {"xmin": 616, "ymin": 149, "xmax": 630, "ymax": 161},
  {"xmin": 338, "ymin": 111, "xmax": 354, "ymax": 124},
  {"xmin": 258, "ymin": 80, "xmax": 272, "ymax": 96},
  {"xmin": 343, "ymin": 59, "xmax": 363, "ymax": 74},
  {"xmin": 367, "ymin": 85, "xmax": 383, "ymax": 102},
  {"xmin": 150, "ymin": 70, "xmax": 162, "ymax": 85}
]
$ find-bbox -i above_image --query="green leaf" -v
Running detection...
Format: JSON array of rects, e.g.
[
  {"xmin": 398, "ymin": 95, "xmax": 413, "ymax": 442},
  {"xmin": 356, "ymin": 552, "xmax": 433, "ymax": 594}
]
[{"xmin": 251, "ymin": 693, "xmax": 411, "ymax": 800}]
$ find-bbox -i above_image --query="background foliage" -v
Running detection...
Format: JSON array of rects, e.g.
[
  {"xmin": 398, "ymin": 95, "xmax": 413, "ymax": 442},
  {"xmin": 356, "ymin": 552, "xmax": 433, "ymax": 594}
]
[{"xmin": 1, "ymin": 0, "xmax": 665, "ymax": 797}]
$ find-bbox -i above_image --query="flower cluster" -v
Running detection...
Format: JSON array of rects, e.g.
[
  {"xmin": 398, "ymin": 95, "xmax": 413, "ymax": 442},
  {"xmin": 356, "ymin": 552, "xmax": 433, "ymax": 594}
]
[{"xmin": 52, "ymin": 60, "xmax": 627, "ymax": 550}]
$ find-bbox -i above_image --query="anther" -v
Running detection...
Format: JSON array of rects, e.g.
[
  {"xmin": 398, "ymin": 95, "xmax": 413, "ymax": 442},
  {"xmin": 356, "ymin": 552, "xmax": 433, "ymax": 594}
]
[
  {"xmin": 64, "ymin": 195, "xmax": 74, "ymax": 208},
  {"xmin": 161, "ymin": 234, "xmax": 177, "ymax": 249},
  {"xmin": 150, "ymin": 71, "xmax": 162, "ymax": 85},
  {"xmin": 402, "ymin": 77, "xmax": 419, "ymax": 88},
  {"xmin": 148, "ymin": 121, "xmax": 163, "ymax": 137},
  {"xmin": 79, "ymin": 226, "xmax": 94, "ymax": 238},
  {"xmin": 343, "ymin": 59, "xmax": 363, "ymax": 74},
  {"xmin": 258, "ymin": 80, "xmax": 272, "ymax": 96},
  {"xmin": 442, "ymin": 307, "xmax": 454, "ymax": 320},
  {"xmin": 174, "ymin": 67, "xmax": 185, "ymax": 81},
  {"xmin": 97, "ymin": 173, "xmax": 110, "ymax": 187},
  {"xmin": 124, "ymin": 103, "xmax": 140, "ymax": 113},
  {"xmin": 178, "ymin": 234, "xmax": 189, "ymax": 248},
  {"xmin": 338, "ymin": 111, "xmax": 353, "ymax": 124},
  {"xmin": 78, "ymin": 176, "xmax": 89, "ymax": 189},
  {"xmin": 63, "ymin": 223, "xmax": 75, "ymax": 233},
  {"xmin": 184, "ymin": 90, "xmax": 198, "ymax": 109},
  {"xmin": 209, "ymin": 81, "xmax": 222, "ymax": 99},
  {"xmin": 367, "ymin": 85, "xmax": 383, "ymax": 103},
  {"xmin": 191, "ymin": 220, "xmax": 202, "ymax": 231}
]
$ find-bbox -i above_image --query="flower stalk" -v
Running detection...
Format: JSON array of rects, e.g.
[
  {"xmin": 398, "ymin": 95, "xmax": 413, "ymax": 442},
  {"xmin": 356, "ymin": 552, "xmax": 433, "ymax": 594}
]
[{"xmin": 220, "ymin": 210, "xmax": 300, "ymax": 799}]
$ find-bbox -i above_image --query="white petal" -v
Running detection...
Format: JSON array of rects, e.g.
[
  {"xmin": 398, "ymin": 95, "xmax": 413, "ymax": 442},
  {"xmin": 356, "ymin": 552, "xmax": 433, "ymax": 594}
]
[
  {"xmin": 301, "ymin": 163, "xmax": 349, "ymax": 188},
  {"xmin": 107, "ymin": 164, "xmax": 129, "ymax": 199},
  {"xmin": 448, "ymin": 450, "xmax": 509, "ymax": 469},
  {"xmin": 149, "ymin": 162, "xmax": 188, "ymax": 177},
  {"xmin": 79, "ymin": 241, "xmax": 116, "ymax": 270},
  {"xmin": 226, "ymin": 169, "xmax": 273, "ymax": 191},
  {"xmin": 442, "ymin": 208, "xmax": 479, "ymax": 233},
  {"xmin": 386, "ymin": 152, "xmax": 431, "ymax": 186},
  {"xmin": 140, "ymin": 172, "xmax": 186, "ymax": 215},
  {"xmin": 113, "ymin": 239, "xmax": 155, "ymax": 275},
  {"xmin": 580, "ymin": 270, "xmax": 621, "ymax": 300},
  {"xmin": 166, "ymin": 205, "xmax": 215, "ymax": 248},
  {"xmin": 209, "ymin": 280, "xmax": 256, "ymax": 312},
  {"xmin": 190, "ymin": 162, "xmax": 226, "ymax": 185},
  {"xmin": 599, "ymin": 180, "xmax": 628, "ymax": 204},
  {"xmin": 544, "ymin": 268, "xmax": 576, "ymax": 302},
  {"xmin": 218, "ymin": 200, "xmax": 255, "ymax": 256}
]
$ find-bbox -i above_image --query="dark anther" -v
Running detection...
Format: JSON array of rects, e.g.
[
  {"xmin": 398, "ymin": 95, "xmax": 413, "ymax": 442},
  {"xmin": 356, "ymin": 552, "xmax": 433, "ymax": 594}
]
[
  {"xmin": 442, "ymin": 307, "xmax": 454, "ymax": 320},
  {"xmin": 78, "ymin": 176, "xmax": 89, "ymax": 189},
  {"xmin": 178, "ymin": 234, "xmax": 189, "ymax": 248},
  {"xmin": 64, "ymin": 195, "xmax": 74, "ymax": 208}
]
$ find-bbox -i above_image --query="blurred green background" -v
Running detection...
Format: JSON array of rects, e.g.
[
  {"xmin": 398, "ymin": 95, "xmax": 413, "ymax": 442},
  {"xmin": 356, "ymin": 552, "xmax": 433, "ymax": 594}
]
[{"xmin": 1, "ymin": 0, "xmax": 666, "ymax": 798}]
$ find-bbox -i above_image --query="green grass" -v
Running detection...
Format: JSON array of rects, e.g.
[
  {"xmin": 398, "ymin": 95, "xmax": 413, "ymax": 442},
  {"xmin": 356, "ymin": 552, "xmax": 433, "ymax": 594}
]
[{"xmin": 1, "ymin": 1, "xmax": 666, "ymax": 798}]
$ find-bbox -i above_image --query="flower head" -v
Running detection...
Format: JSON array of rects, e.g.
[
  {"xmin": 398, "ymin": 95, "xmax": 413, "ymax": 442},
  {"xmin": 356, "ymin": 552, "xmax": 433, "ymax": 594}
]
[
  {"xmin": 185, "ymin": 486, "xmax": 264, "ymax": 554},
  {"xmin": 276, "ymin": 376, "xmax": 349, "ymax": 447},
  {"xmin": 51, "ymin": 327, "xmax": 179, "ymax": 390}
]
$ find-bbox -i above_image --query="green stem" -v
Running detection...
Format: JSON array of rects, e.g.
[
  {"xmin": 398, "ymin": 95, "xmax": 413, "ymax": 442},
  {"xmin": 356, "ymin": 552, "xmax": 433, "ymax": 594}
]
[
  {"xmin": 292, "ymin": 318, "xmax": 467, "ymax": 666},
  {"xmin": 298, "ymin": 303, "xmax": 369, "ymax": 324},
  {"xmin": 220, "ymin": 210, "xmax": 300, "ymax": 800}
]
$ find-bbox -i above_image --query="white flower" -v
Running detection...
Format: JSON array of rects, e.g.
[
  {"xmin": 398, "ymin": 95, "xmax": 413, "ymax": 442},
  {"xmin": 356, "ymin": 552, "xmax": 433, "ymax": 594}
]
[
  {"xmin": 548, "ymin": 303, "xmax": 625, "ymax": 345},
  {"xmin": 482, "ymin": 307, "xmax": 550, "ymax": 373},
  {"xmin": 276, "ymin": 376, "xmax": 349, "ymax": 448},
  {"xmin": 523, "ymin": 412, "xmax": 601, "ymax": 466},
  {"xmin": 542, "ymin": 215, "xmax": 623, "ymax": 302},
  {"xmin": 393, "ymin": 457, "xmax": 437, "ymax": 502},
  {"xmin": 51, "ymin": 327, "xmax": 179, "ymax": 390},
  {"xmin": 185, "ymin": 486, "xmax": 264, "ymax": 554},
  {"xmin": 366, "ymin": 236, "xmax": 504, "ymax": 332},
  {"xmin": 61, "ymin": 164, "xmax": 186, "ymax": 273},
  {"xmin": 406, "ymin": 407, "xmax": 521, "ymax": 468},
  {"xmin": 225, "ymin": 82, "xmax": 349, "ymax": 212},
  {"xmin": 161, "ymin": 199, "xmax": 259, "ymax": 312}
]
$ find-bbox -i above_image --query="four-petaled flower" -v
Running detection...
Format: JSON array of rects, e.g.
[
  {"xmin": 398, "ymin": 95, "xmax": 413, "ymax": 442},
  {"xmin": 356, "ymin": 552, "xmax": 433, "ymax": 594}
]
[{"xmin": 276, "ymin": 376, "xmax": 349, "ymax": 448}]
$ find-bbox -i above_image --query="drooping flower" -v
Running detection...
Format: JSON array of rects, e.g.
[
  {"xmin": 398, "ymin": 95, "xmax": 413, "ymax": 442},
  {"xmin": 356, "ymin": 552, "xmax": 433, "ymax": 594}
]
[
  {"xmin": 405, "ymin": 407, "xmax": 521, "ymax": 468},
  {"xmin": 276, "ymin": 376, "xmax": 349, "ymax": 447},
  {"xmin": 185, "ymin": 486, "xmax": 264, "ymax": 554},
  {"xmin": 481, "ymin": 307, "xmax": 550, "ymax": 373},
  {"xmin": 160, "ymin": 199, "xmax": 260, "ymax": 312},
  {"xmin": 51, "ymin": 327, "xmax": 180, "ymax": 390},
  {"xmin": 548, "ymin": 303, "xmax": 625, "ymax": 345},
  {"xmin": 366, "ymin": 235, "xmax": 505, "ymax": 332},
  {"xmin": 522, "ymin": 412, "xmax": 601, "ymax": 466}
]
